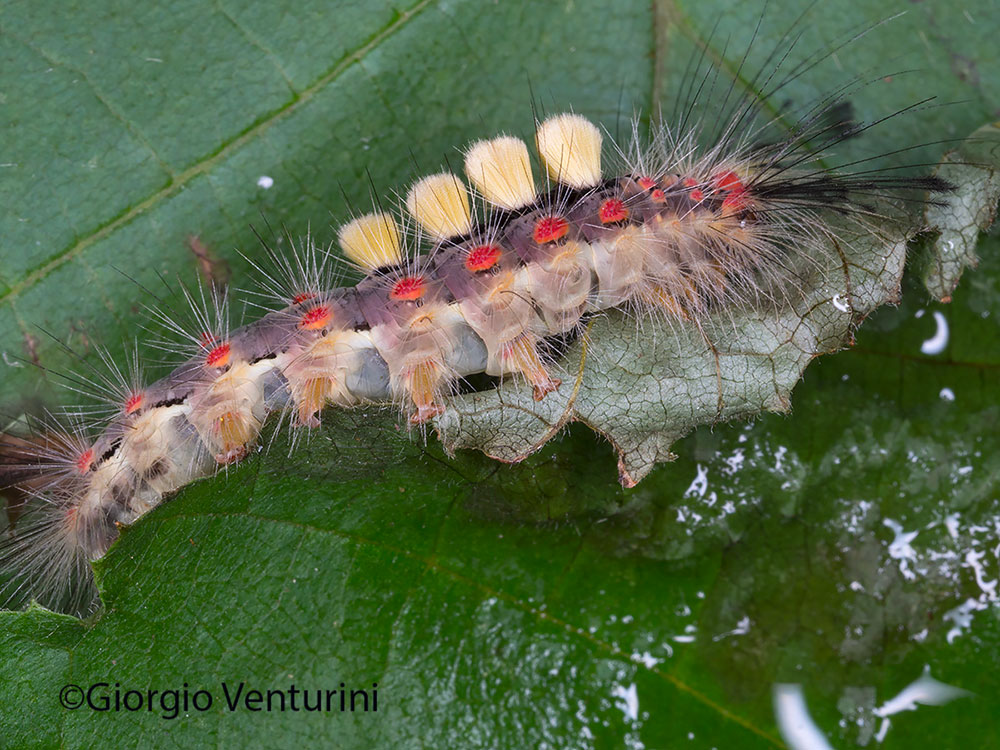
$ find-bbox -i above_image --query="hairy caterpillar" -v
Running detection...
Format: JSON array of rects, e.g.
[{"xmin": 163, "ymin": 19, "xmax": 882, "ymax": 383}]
[{"xmin": 0, "ymin": 10, "xmax": 958, "ymax": 617}]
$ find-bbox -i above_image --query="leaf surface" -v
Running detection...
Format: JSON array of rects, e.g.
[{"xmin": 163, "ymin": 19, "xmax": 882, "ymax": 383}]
[{"xmin": 1, "ymin": 1, "xmax": 999, "ymax": 748}]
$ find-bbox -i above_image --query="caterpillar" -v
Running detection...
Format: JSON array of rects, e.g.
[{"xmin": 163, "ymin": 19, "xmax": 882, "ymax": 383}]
[{"xmin": 0, "ymin": 17, "xmax": 956, "ymax": 616}]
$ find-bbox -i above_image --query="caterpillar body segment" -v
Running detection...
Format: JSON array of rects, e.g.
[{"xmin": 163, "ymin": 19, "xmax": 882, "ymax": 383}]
[{"xmin": 0, "ymin": 110, "xmax": 950, "ymax": 614}]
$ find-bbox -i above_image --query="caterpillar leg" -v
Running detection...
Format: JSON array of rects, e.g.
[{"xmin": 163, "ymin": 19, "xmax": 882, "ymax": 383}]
[
  {"xmin": 188, "ymin": 363, "xmax": 271, "ymax": 465},
  {"xmin": 404, "ymin": 360, "xmax": 448, "ymax": 424},
  {"xmin": 641, "ymin": 284, "xmax": 691, "ymax": 320},
  {"xmin": 283, "ymin": 328, "xmax": 374, "ymax": 428},
  {"xmin": 292, "ymin": 376, "xmax": 336, "ymax": 428},
  {"xmin": 501, "ymin": 334, "xmax": 561, "ymax": 401},
  {"xmin": 213, "ymin": 410, "xmax": 257, "ymax": 464}
]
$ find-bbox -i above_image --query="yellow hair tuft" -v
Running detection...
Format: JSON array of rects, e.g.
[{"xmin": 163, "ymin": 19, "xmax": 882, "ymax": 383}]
[
  {"xmin": 405, "ymin": 173, "xmax": 473, "ymax": 239},
  {"xmin": 337, "ymin": 212, "xmax": 402, "ymax": 270},
  {"xmin": 464, "ymin": 136, "xmax": 536, "ymax": 211},
  {"xmin": 535, "ymin": 113, "xmax": 603, "ymax": 189}
]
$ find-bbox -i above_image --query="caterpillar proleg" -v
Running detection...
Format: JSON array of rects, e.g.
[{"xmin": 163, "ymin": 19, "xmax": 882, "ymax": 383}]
[{"xmin": 0, "ymin": 7, "xmax": 968, "ymax": 618}]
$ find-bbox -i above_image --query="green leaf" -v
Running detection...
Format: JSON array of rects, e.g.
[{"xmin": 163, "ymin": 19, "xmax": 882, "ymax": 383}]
[
  {"xmin": 2, "ymin": 1, "xmax": 999, "ymax": 748},
  {"xmin": 923, "ymin": 122, "xmax": 1000, "ymax": 300}
]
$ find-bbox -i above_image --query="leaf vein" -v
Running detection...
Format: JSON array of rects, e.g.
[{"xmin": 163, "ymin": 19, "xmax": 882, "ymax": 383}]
[{"xmin": 0, "ymin": 0, "xmax": 434, "ymax": 306}]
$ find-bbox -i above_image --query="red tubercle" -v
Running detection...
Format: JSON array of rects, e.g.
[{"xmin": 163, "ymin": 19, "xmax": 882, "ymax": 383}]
[
  {"xmin": 713, "ymin": 170, "xmax": 749, "ymax": 213},
  {"xmin": 465, "ymin": 244, "xmax": 502, "ymax": 273},
  {"xmin": 205, "ymin": 342, "xmax": 231, "ymax": 368},
  {"xmin": 124, "ymin": 393, "xmax": 144, "ymax": 414},
  {"xmin": 390, "ymin": 276, "xmax": 425, "ymax": 301},
  {"xmin": 713, "ymin": 170, "xmax": 743, "ymax": 191},
  {"xmin": 680, "ymin": 176, "xmax": 709, "ymax": 203},
  {"xmin": 533, "ymin": 216, "xmax": 569, "ymax": 244},
  {"xmin": 635, "ymin": 177, "xmax": 670, "ymax": 203},
  {"xmin": 292, "ymin": 291, "xmax": 316, "ymax": 304},
  {"xmin": 299, "ymin": 304, "xmax": 332, "ymax": 330},
  {"xmin": 722, "ymin": 189, "xmax": 749, "ymax": 212},
  {"xmin": 198, "ymin": 331, "xmax": 217, "ymax": 348},
  {"xmin": 599, "ymin": 198, "xmax": 629, "ymax": 224},
  {"xmin": 637, "ymin": 176, "xmax": 666, "ymax": 203},
  {"xmin": 75, "ymin": 449, "xmax": 94, "ymax": 474}
]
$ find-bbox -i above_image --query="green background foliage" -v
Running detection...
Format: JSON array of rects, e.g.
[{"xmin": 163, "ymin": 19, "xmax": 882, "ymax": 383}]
[{"xmin": 1, "ymin": 0, "xmax": 998, "ymax": 746}]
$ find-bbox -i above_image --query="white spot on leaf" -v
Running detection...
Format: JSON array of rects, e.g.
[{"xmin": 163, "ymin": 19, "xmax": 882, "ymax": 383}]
[
  {"xmin": 920, "ymin": 311, "xmax": 949, "ymax": 355},
  {"xmin": 773, "ymin": 684, "xmax": 834, "ymax": 750}
]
